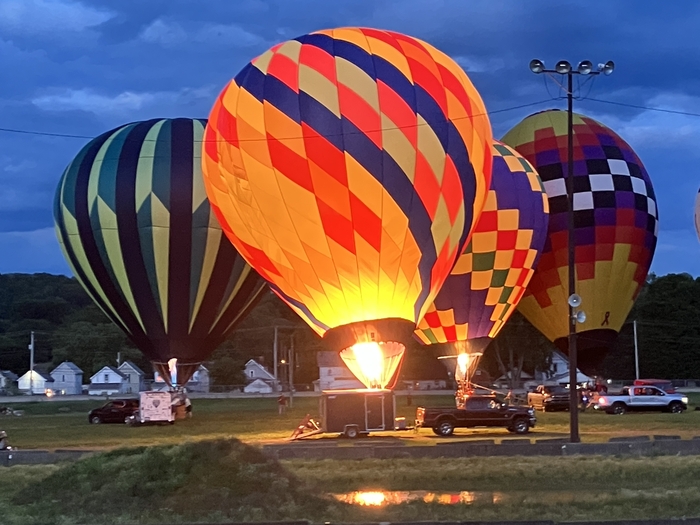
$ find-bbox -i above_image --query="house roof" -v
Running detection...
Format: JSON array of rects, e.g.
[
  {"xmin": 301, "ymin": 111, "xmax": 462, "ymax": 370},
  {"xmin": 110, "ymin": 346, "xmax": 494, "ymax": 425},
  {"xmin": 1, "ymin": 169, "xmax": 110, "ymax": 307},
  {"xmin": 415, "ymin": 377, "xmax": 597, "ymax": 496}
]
[
  {"xmin": 244, "ymin": 359, "xmax": 275, "ymax": 380},
  {"xmin": 1, "ymin": 370, "xmax": 18, "ymax": 381},
  {"xmin": 20, "ymin": 370, "xmax": 54, "ymax": 382},
  {"xmin": 316, "ymin": 351, "xmax": 344, "ymax": 367},
  {"xmin": 118, "ymin": 360, "xmax": 145, "ymax": 376},
  {"xmin": 90, "ymin": 366, "xmax": 126, "ymax": 382},
  {"xmin": 51, "ymin": 361, "xmax": 83, "ymax": 374}
]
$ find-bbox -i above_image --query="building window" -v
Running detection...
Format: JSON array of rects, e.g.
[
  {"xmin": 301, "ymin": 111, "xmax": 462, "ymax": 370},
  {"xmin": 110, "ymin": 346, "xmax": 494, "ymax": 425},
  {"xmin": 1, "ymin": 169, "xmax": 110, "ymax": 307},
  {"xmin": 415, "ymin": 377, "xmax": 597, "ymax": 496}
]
[
  {"xmin": 62, "ymin": 375, "xmax": 65, "ymax": 382},
  {"xmin": 250, "ymin": 370, "xmax": 254, "ymax": 377},
  {"xmin": 125, "ymin": 374, "xmax": 130, "ymax": 381},
  {"xmin": 104, "ymin": 373, "xmax": 109, "ymax": 382}
]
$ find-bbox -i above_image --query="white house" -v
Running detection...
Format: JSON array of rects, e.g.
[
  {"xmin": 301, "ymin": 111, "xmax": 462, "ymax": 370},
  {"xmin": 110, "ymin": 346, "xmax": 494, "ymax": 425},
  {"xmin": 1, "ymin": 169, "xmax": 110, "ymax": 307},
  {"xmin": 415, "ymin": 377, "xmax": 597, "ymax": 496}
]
[
  {"xmin": 17, "ymin": 370, "xmax": 54, "ymax": 395},
  {"xmin": 50, "ymin": 362, "xmax": 83, "ymax": 395},
  {"xmin": 243, "ymin": 359, "xmax": 279, "ymax": 392},
  {"xmin": 152, "ymin": 364, "xmax": 210, "ymax": 392},
  {"xmin": 89, "ymin": 366, "xmax": 127, "ymax": 396},
  {"xmin": 243, "ymin": 378, "xmax": 274, "ymax": 394},
  {"xmin": 0, "ymin": 370, "xmax": 18, "ymax": 393},
  {"xmin": 535, "ymin": 350, "xmax": 594, "ymax": 386},
  {"xmin": 313, "ymin": 351, "xmax": 363, "ymax": 391},
  {"xmin": 118, "ymin": 361, "xmax": 146, "ymax": 393}
]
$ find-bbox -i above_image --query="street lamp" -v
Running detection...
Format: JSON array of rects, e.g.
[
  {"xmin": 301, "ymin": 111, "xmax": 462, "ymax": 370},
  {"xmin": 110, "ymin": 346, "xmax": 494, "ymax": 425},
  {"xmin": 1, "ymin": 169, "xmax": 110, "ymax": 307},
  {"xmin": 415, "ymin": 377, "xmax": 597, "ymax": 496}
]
[{"xmin": 529, "ymin": 59, "xmax": 614, "ymax": 443}]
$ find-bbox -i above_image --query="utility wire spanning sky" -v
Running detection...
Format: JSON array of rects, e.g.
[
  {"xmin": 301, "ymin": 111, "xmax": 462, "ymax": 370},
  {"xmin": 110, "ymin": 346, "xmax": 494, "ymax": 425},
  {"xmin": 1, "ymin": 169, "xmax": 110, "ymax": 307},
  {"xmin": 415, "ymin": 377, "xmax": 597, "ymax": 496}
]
[{"xmin": 1, "ymin": 0, "xmax": 700, "ymax": 276}]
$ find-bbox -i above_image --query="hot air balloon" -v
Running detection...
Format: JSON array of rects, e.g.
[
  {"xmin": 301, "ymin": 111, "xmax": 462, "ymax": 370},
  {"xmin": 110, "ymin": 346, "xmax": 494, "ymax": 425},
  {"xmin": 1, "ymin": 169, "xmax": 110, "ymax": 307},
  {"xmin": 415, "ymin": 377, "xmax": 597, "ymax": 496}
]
[
  {"xmin": 54, "ymin": 118, "xmax": 266, "ymax": 386},
  {"xmin": 415, "ymin": 141, "xmax": 549, "ymax": 387},
  {"xmin": 502, "ymin": 110, "xmax": 658, "ymax": 374},
  {"xmin": 202, "ymin": 27, "xmax": 493, "ymax": 389}
]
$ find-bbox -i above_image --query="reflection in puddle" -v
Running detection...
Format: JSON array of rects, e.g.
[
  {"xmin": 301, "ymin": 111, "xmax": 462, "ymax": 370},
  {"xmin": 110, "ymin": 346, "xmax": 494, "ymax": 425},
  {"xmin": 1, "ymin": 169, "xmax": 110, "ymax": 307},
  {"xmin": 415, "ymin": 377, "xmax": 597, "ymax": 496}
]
[
  {"xmin": 333, "ymin": 490, "xmax": 621, "ymax": 506},
  {"xmin": 333, "ymin": 490, "xmax": 506, "ymax": 506}
]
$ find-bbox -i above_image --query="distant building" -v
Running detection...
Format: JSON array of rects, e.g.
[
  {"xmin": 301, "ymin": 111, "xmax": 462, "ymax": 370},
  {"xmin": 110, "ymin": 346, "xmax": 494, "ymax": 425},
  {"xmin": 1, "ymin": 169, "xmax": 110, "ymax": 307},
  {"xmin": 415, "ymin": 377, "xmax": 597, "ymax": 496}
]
[
  {"xmin": 243, "ymin": 378, "xmax": 274, "ymax": 394},
  {"xmin": 243, "ymin": 359, "xmax": 278, "ymax": 392},
  {"xmin": 118, "ymin": 361, "xmax": 146, "ymax": 393},
  {"xmin": 89, "ymin": 366, "xmax": 127, "ymax": 396},
  {"xmin": 313, "ymin": 351, "xmax": 363, "ymax": 391},
  {"xmin": 152, "ymin": 364, "xmax": 210, "ymax": 392},
  {"xmin": 50, "ymin": 362, "xmax": 83, "ymax": 395},
  {"xmin": 0, "ymin": 370, "xmax": 18, "ymax": 393},
  {"xmin": 534, "ymin": 350, "xmax": 593, "ymax": 387},
  {"xmin": 400, "ymin": 379, "xmax": 448, "ymax": 391},
  {"xmin": 18, "ymin": 370, "xmax": 54, "ymax": 395}
]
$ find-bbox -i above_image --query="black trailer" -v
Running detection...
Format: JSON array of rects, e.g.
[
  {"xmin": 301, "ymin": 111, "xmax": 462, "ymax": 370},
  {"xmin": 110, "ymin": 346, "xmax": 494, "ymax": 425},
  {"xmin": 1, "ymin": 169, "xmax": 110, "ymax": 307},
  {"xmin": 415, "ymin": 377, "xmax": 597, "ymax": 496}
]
[{"xmin": 320, "ymin": 389, "xmax": 398, "ymax": 438}]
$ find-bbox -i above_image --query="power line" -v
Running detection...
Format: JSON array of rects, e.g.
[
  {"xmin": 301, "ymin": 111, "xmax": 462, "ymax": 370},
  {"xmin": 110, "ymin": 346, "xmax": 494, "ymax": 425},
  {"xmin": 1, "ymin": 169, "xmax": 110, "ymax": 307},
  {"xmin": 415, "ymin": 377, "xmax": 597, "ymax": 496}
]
[
  {"xmin": 0, "ymin": 99, "xmax": 556, "ymax": 142},
  {"xmin": 583, "ymin": 97, "xmax": 700, "ymax": 118}
]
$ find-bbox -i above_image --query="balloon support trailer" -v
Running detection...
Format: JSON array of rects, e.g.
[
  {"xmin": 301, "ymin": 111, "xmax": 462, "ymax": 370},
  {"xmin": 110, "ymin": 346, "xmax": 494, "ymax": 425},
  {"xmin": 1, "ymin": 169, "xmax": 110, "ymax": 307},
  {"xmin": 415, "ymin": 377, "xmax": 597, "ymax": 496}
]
[{"xmin": 290, "ymin": 389, "xmax": 412, "ymax": 440}]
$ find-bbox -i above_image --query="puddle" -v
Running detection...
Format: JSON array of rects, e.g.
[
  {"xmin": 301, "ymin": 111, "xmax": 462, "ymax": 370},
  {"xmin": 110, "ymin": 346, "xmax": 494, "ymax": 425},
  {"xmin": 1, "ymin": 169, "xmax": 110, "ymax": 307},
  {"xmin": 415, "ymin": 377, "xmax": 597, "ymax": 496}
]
[{"xmin": 331, "ymin": 489, "xmax": 653, "ymax": 506}]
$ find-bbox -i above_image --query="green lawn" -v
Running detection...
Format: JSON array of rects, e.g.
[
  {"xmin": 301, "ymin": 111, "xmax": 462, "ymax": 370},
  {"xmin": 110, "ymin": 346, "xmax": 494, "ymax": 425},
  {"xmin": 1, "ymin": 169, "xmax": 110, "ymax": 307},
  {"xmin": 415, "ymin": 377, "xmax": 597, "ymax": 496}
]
[{"xmin": 1, "ymin": 393, "xmax": 700, "ymax": 449}]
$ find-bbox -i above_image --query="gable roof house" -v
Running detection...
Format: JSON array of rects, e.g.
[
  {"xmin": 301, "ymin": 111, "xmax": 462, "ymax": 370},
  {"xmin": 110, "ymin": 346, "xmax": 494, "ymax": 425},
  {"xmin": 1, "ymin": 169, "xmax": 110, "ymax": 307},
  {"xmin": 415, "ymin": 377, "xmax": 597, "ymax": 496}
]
[
  {"xmin": 0, "ymin": 370, "xmax": 18, "ymax": 393},
  {"xmin": 17, "ymin": 370, "xmax": 54, "ymax": 395},
  {"xmin": 118, "ymin": 361, "xmax": 146, "ymax": 393},
  {"xmin": 314, "ymin": 351, "xmax": 363, "ymax": 391},
  {"xmin": 50, "ymin": 361, "xmax": 83, "ymax": 395},
  {"xmin": 243, "ymin": 359, "xmax": 279, "ymax": 393},
  {"xmin": 89, "ymin": 366, "xmax": 127, "ymax": 396}
]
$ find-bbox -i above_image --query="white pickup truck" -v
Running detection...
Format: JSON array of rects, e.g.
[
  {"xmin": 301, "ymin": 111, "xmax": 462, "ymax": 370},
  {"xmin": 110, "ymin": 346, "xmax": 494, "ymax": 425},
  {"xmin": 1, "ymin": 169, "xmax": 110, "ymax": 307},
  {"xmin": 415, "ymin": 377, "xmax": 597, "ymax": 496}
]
[{"xmin": 594, "ymin": 385, "xmax": 688, "ymax": 415}]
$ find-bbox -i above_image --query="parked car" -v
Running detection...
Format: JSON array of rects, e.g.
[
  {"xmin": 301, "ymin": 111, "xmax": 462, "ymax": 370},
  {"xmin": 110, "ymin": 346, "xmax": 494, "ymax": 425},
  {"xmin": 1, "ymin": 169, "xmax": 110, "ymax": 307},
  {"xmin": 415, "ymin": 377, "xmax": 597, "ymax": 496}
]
[
  {"xmin": 594, "ymin": 386, "xmax": 688, "ymax": 415},
  {"xmin": 88, "ymin": 399, "xmax": 139, "ymax": 424},
  {"xmin": 416, "ymin": 395, "xmax": 536, "ymax": 436},
  {"xmin": 527, "ymin": 384, "xmax": 571, "ymax": 411},
  {"xmin": 633, "ymin": 379, "xmax": 676, "ymax": 393}
]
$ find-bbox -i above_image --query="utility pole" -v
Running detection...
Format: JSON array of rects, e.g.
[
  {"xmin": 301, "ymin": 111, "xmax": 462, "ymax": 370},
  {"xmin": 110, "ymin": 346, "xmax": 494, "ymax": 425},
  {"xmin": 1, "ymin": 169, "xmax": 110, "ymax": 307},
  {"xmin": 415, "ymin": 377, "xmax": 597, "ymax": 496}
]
[
  {"xmin": 273, "ymin": 325, "xmax": 279, "ymax": 392},
  {"xmin": 28, "ymin": 331, "xmax": 35, "ymax": 396},
  {"xmin": 633, "ymin": 320, "xmax": 640, "ymax": 379},
  {"xmin": 529, "ymin": 58, "xmax": 614, "ymax": 444},
  {"xmin": 116, "ymin": 351, "xmax": 121, "ymax": 367},
  {"xmin": 288, "ymin": 332, "xmax": 295, "ymax": 408}
]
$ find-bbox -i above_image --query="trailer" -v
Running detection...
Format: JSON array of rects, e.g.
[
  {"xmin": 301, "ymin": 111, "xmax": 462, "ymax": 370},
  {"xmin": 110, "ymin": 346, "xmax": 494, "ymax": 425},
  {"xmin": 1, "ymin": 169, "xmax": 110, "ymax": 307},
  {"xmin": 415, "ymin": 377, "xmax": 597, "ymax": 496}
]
[
  {"xmin": 320, "ymin": 389, "xmax": 404, "ymax": 438},
  {"xmin": 127, "ymin": 391, "xmax": 174, "ymax": 425}
]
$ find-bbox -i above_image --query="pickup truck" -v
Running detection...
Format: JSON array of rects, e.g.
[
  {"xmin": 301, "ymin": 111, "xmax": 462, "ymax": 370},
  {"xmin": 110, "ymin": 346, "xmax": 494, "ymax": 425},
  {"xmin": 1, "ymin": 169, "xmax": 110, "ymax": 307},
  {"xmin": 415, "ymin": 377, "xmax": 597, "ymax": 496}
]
[
  {"xmin": 527, "ymin": 384, "xmax": 571, "ymax": 412},
  {"xmin": 416, "ymin": 395, "xmax": 536, "ymax": 436},
  {"xmin": 594, "ymin": 385, "xmax": 688, "ymax": 415}
]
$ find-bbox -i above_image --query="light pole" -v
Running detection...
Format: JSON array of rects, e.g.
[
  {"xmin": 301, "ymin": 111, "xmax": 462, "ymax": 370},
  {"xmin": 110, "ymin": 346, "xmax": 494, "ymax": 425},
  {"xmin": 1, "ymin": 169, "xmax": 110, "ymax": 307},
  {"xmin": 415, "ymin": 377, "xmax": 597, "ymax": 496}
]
[{"xmin": 529, "ymin": 59, "xmax": 614, "ymax": 443}]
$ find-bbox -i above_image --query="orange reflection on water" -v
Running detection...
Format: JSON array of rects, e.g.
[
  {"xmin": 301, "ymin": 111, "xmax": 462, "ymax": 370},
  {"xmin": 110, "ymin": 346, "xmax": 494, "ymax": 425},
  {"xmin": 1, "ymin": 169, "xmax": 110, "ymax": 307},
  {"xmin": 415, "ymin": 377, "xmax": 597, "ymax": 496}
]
[{"xmin": 334, "ymin": 490, "xmax": 501, "ymax": 506}]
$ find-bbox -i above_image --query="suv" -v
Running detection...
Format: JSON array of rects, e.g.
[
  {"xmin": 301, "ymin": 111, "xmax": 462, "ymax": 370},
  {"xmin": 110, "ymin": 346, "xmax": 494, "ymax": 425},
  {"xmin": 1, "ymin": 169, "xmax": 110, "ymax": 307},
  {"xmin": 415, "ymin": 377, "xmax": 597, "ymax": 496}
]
[
  {"xmin": 527, "ymin": 384, "xmax": 570, "ymax": 411},
  {"xmin": 416, "ymin": 395, "xmax": 536, "ymax": 436},
  {"xmin": 88, "ymin": 399, "xmax": 139, "ymax": 424}
]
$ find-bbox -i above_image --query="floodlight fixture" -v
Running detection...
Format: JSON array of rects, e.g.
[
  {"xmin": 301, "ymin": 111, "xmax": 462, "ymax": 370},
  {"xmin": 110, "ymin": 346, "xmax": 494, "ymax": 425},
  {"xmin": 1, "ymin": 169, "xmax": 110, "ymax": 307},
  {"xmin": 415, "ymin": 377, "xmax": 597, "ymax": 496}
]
[
  {"xmin": 599, "ymin": 60, "xmax": 615, "ymax": 75},
  {"xmin": 529, "ymin": 59, "xmax": 545, "ymax": 74},
  {"xmin": 577, "ymin": 60, "xmax": 593, "ymax": 74},
  {"xmin": 555, "ymin": 60, "xmax": 572, "ymax": 74},
  {"xmin": 567, "ymin": 293, "xmax": 582, "ymax": 308}
]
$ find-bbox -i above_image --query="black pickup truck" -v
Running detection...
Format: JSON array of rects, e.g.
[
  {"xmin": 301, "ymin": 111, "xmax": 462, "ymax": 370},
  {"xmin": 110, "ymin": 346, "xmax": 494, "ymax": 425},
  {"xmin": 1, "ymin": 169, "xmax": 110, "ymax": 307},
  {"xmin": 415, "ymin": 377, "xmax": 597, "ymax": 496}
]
[{"xmin": 415, "ymin": 395, "xmax": 536, "ymax": 436}]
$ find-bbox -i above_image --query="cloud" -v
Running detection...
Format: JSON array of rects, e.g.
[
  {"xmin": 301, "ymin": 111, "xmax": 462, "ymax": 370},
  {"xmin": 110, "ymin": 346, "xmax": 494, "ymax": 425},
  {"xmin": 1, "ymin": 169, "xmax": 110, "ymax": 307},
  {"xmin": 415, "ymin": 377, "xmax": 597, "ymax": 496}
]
[
  {"xmin": 454, "ymin": 55, "xmax": 506, "ymax": 74},
  {"xmin": 31, "ymin": 87, "xmax": 215, "ymax": 116},
  {"xmin": 0, "ymin": 227, "xmax": 70, "ymax": 274},
  {"xmin": 0, "ymin": 0, "xmax": 114, "ymax": 36},
  {"xmin": 3, "ymin": 160, "xmax": 37, "ymax": 173},
  {"xmin": 139, "ymin": 18, "xmax": 267, "ymax": 49}
]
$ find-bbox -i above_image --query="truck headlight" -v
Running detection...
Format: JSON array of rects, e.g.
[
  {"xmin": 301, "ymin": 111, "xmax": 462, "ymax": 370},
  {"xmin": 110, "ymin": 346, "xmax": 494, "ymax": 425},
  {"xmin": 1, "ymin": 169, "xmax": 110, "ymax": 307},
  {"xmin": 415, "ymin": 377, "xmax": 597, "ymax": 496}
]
[
  {"xmin": 682, "ymin": 396, "xmax": 689, "ymax": 404},
  {"xmin": 598, "ymin": 397, "xmax": 607, "ymax": 406}
]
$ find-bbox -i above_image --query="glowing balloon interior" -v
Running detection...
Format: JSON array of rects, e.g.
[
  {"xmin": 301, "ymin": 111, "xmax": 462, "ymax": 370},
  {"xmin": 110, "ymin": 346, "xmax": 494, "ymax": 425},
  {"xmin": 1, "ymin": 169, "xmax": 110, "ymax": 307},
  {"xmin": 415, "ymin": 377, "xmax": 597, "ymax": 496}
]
[
  {"xmin": 340, "ymin": 341, "xmax": 405, "ymax": 389},
  {"xmin": 54, "ymin": 118, "xmax": 266, "ymax": 386},
  {"xmin": 502, "ymin": 110, "xmax": 658, "ymax": 373},
  {"xmin": 201, "ymin": 27, "xmax": 493, "ymax": 366}
]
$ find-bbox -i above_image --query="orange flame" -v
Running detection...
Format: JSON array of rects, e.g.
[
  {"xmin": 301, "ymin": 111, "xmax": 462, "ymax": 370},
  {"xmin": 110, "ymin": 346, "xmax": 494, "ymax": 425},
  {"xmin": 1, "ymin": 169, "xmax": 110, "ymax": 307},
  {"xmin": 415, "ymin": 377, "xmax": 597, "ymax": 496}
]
[
  {"xmin": 168, "ymin": 358, "xmax": 177, "ymax": 385},
  {"xmin": 340, "ymin": 341, "xmax": 404, "ymax": 389}
]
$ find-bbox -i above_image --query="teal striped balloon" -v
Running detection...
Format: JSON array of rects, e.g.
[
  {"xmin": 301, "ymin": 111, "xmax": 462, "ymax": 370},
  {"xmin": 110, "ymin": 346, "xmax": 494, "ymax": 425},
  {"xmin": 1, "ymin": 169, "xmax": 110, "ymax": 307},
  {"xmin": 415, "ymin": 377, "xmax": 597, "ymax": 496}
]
[{"xmin": 54, "ymin": 118, "xmax": 266, "ymax": 385}]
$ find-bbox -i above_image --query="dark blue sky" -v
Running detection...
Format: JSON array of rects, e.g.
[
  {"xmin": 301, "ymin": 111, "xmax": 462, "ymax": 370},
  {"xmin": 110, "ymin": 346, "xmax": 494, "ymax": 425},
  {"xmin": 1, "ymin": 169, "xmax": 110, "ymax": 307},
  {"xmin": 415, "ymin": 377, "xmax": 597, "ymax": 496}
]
[{"xmin": 1, "ymin": 0, "xmax": 699, "ymax": 276}]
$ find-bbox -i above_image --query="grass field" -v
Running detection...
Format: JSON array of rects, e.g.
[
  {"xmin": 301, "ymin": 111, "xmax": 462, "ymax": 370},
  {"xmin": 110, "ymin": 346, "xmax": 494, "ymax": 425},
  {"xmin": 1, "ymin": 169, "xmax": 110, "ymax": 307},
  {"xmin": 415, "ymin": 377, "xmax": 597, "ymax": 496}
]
[{"xmin": 1, "ymin": 393, "xmax": 700, "ymax": 449}]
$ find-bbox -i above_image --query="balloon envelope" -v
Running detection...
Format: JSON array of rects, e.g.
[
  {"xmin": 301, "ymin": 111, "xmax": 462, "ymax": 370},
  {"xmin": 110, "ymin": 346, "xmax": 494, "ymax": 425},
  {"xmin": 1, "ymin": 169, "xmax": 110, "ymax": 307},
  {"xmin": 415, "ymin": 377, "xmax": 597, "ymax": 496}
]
[
  {"xmin": 502, "ymin": 110, "xmax": 658, "ymax": 374},
  {"xmin": 202, "ymin": 27, "xmax": 493, "ymax": 354},
  {"xmin": 54, "ymin": 118, "xmax": 266, "ymax": 385},
  {"xmin": 416, "ymin": 141, "xmax": 549, "ymax": 356}
]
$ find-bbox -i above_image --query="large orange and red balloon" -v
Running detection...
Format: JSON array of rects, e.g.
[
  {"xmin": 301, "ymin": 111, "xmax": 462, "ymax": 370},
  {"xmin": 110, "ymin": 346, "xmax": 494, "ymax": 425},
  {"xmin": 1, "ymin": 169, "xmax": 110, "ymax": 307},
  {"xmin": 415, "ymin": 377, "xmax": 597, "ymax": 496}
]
[
  {"xmin": 202, "ymin": 28, "xmax": 493, "ymax": 388},
  {"xmin": 502, "ymin": 110, "xmax": 658, "ymax": 374}
]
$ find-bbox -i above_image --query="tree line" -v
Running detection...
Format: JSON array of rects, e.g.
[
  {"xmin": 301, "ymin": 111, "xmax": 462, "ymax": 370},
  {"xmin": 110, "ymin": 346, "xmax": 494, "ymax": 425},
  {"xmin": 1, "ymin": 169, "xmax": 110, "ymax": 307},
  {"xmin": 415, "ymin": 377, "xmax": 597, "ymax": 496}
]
[{"xmin": 0, "ymin": 272, "xmax": 698, "ymax": 385}]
